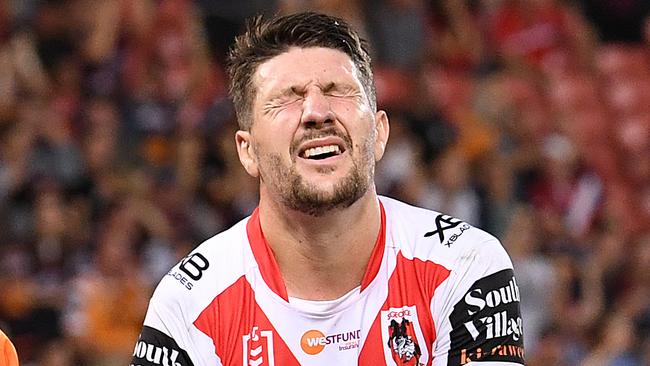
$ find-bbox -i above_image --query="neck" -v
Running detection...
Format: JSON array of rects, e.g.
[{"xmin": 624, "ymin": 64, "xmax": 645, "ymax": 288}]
[{"xmin": 258, "ymin": 188, "xmax": 382, "ymax": 301}]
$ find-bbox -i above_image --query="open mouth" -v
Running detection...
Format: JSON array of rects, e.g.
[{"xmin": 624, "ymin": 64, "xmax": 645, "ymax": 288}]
[
  {"xmin": 299, "ymin": 143, "xmax": 345, "ymax": 160},
  {"xmin": 294, "ymin": 132, "xmax": 350, "ymax": 162},
  {"xmin": 301, "ymin": 144, "xmax": 343, "ymax": 160}
]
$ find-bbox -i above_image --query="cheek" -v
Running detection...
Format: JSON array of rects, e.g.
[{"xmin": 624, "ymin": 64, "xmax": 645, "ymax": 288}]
[
  {"xmin": 331, "ymin": 97, "xmax": 368, "ymax": 115},
  {"xmin": 334, "ymin": 104, "xmax": 375, "ymax": 139},
  {"xmin": 252, "ymin": 128, "xmax": 293, "ymax": 158},
  {"xmin": 332, "ymin": 102, "xmax": 374, "ymax": 140}
]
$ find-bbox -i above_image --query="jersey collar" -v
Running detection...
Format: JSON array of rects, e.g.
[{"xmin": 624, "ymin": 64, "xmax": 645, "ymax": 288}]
[{"xmin": 246, "ymin": 202, "xmax": 387, "ymax": 302}]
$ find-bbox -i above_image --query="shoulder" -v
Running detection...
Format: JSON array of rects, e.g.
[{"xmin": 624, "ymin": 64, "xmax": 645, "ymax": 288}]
[
  {"xmin": 134, "ymin": 219, "xmax": 252, "ymax": 366},
  {"xmin": 379, "ymin": 196, "xmax": 512, "ymax": 273},
  {"xmin": 146, "ymin": 216, "xmax": 254, "ymax": 325},
  {"xmin": 379, "ymin": 196, "xmax": 527, "ymax": 364}
]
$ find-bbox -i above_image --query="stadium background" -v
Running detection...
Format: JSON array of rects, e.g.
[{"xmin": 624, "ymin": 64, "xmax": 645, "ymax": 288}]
[{"xmin": 0, "ymin": 0, "xmax": 648, "ymax": 365}]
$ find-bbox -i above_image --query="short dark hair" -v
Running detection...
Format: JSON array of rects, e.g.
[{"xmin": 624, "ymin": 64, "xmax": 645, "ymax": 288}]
[{"xmin": 227, "ymin": 12, "xmax": 375, "ymax": 130}]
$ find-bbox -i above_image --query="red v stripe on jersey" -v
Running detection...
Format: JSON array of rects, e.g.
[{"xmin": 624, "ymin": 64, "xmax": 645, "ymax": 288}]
[
  {"xmin": 359, "ymin": 253, "xmax": 451, "ymax": 365},
  {"xmin": 360, "ymin": 202, "xmax": 386, "ymax": 291},
  {"xmin": 193, "ymin": 276, "xmax": 301, "ymax": 366},
  {"xmin": 246, "ymin": 208, "xmax": 289, "ymax": 301},
  {"xmin": 245, "ymin": 202, "xmax": 387, "ymax": 301}
]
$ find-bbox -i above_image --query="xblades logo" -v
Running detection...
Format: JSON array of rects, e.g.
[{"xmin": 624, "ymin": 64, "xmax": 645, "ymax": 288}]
[
  {"xmin": 424, "ymin": 214, "xmax": 462, "ymax": 243},
  {"xmin": 179, "ymin": 253, "xmax": 209, "ymax": 281},
  {"xmin": 444, "ymin": 223, "xmax": 471, "ymax": 248}
]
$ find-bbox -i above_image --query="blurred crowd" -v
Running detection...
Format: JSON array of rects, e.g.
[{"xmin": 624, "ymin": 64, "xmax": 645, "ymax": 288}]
[{"xmin": 0, "ymin": 0, "xmax": 648, "ymax": 365}]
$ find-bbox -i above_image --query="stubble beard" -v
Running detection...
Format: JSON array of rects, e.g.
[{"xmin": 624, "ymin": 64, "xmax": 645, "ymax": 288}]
[{"xmin": 258, "ymin": 134, "xmax": 376, "ymax": 217}]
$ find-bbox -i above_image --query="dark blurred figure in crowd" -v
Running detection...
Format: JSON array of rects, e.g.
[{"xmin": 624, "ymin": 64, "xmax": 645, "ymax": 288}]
[{"xmin": 580, "ymin": 0, "xmax": 650, "ymax": 44}]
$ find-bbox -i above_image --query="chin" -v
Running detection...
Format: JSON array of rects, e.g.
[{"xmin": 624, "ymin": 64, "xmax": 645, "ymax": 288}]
[{"xmin": 284, "ymin": 174, "xmax": 368, "ymax": 217}]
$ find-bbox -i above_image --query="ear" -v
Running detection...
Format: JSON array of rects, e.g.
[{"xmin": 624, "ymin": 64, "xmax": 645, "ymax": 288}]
[
  {"xmin": 235, "ymin": 130, "xmax": 259, "ymax": 177},
  {"xmin": 373, "ymin": 110, "xmax": 390, "ymax": 161}
]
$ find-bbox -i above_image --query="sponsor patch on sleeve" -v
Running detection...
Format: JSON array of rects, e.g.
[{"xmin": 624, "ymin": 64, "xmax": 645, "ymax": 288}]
[
  {"xmin": 447, "ymin": 269, "xmax": 525, "ymax": 365},
  {"xmin": 166, "ymin": 252, "xmax": 210, "ymax": 291},
  {"xmin": 131, "ymin": 326, "xmax": 195, "ymax": 366}
]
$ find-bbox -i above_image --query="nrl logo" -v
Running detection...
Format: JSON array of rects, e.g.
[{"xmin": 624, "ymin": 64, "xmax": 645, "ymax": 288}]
[{"xmin": 242, "ymin": 327, "xmax": 274, "ymax": 366}]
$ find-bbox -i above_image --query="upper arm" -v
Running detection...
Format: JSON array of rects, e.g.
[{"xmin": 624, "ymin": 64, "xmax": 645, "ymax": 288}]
[
  {"xmin": 431, "ymin": 239, "xmax": 525, "ymax": 365},
  {"xmin": 131, "ymin": 278, "xmax": 222, "ymax": 366}
]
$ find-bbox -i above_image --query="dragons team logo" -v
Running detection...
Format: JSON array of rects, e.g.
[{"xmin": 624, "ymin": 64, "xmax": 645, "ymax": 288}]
[
  {"xmin": 381, "ymin": 306, "xmax": 428, "ymax": 366},
  {"xmin": 388, "ymin": 318, "xmax": 422, "ymax": 363}
]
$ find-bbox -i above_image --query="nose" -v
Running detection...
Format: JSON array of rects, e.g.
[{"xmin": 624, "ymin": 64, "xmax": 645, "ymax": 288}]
[{"xmin": 300, "ymin": 90, "xmax": 335, "ymax": 128}]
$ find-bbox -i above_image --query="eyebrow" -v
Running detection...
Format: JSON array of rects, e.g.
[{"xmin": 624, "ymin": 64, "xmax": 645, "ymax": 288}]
[
  {"xmin": 267, "ymin": 85, "xmax": 304, "ymax": 101},
  {"xmin": 268, "ymin": 81, "xmax": 353, "ymax": 100}
]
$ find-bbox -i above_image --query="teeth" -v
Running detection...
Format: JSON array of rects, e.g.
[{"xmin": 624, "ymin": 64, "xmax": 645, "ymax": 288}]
[{"xmin": 304, "ymin": 145, "xmax": 340, "ymax": 158}]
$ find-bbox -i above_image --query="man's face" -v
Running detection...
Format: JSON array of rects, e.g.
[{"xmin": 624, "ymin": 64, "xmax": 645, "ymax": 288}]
[{"xmin": 236, "ymin": 47, "xmax": 389, "ymax": 216}]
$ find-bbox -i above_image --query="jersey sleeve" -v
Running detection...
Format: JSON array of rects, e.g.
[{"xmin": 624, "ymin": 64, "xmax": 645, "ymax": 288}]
[
  {"xmin": 131, "ymin": 273, "xmax": 222, "ymax": 366},
  {"xmin": 431, "ymin": 237, "xmax": 525, "ymax": 366}
]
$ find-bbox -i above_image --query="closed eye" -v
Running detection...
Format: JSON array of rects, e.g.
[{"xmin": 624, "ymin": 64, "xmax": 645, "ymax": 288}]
[
  {"xmin": 323, "ymin": 83, "xmax": 361, "ymax": 98},
  {"xmin": 264, "ymin": 93, "xmax": 303, "ymax": 111},
  {"xmin": 268, "ymin": 96, "xmax": 301, "ymax": 106},
  {"xmin": 265, "ymin": 86, "xmax": 305, "ymax": 107}
]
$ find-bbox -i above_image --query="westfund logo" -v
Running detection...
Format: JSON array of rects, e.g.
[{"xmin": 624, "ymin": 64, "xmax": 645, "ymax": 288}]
[
  {"xmin": 447, "ymin": 269, "xmax": 525, "ymax": 365},
  {"xmin": 131, "ymin": 326, "xmax": 194, "ymax": 366}
]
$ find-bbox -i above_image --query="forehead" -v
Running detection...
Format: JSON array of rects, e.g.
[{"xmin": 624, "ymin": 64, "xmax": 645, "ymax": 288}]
[{"xmin": 253, "ymin": 47, "xmax": 361, "ymax": 97}]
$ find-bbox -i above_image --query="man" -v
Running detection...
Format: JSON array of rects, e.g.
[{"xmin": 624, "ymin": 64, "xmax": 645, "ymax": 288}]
[{"xmin": 132, "ymin": 12, "xmax": 524, "ymax": 366}]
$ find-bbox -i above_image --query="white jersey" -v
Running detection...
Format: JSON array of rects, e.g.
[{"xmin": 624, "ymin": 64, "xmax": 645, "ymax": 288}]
[{"xmin": 131, "ymin": 197, "xmax": 525, "ymax": 366}]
